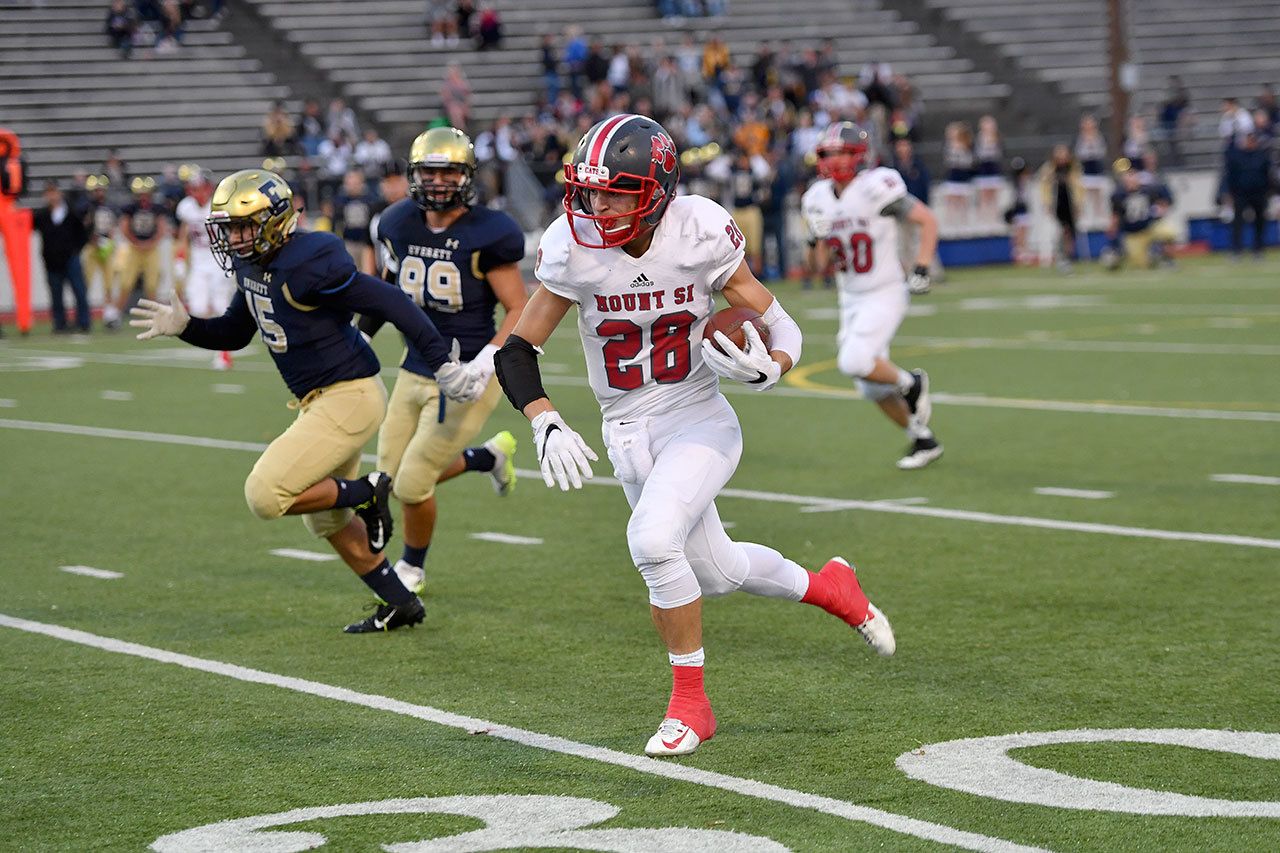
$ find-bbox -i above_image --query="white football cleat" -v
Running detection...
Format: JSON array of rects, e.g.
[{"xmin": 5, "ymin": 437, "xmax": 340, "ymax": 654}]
[
  {"xmin": 393, "ymin": 560, "xmax": 426, "ymax": 595},
  {"xmin": 644, "ymin": 718, "xmax": 702, "ymax": 757},
  {"xmin": 855, "ymin": 602, "xmax": 896, "ymax": 657}
]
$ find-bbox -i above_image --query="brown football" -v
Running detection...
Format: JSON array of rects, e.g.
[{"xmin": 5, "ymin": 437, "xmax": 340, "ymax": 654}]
[{"xmin": 703, "ymin": 306, "xmax": 771, "ymax": 354}]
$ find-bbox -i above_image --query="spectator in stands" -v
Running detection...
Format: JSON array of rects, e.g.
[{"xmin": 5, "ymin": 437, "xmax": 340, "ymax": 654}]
[
  {"xmin": 1074, "ymin": 113, "xmax": 1108, "ymax": 223},
  {"xmin": 892, "ymin": 137, "xmax": 930, "ymax": 205},
  {"xmin": 540, "ymin": 33, "xmax": 560, "ymax": 104},
  {"xmin": 354, "ymin": 128, "xmax": 393, "ymax": 179},
  {"xmin": 973, "ymin": 115, "xmax": 1004, "ymax": 228},
  {"xmin": 790, "ymin": 109, "xmax": 821, "ymax": 161},
  {"xmin": 606, "ymin": 44, "xmax": 631, "ymax": 94},
  {"xmin": 297, "ymin": 99, "xmax": 326, "ymax": 158},
  {"xmin": 652, "ymin": 55, "xmax": 688, "ymax": 120},
  {"xmin": 326, "ymin": 97, "xmax": 359, "ymax": 141},
  {"xmin": 476, "ymin": 3, "xmax": 502, "ymax": 50},
  {"xmin": 1123, "ymin": 115, "xmax": 1152, "ymax": 172},
  {"xmin": 723, "ymin": 147, "xmax": 768, "ymax": 275},
  {"xmin": 1004, "ymin": 157, "xmax": 1033, "ymax": 265},
  {"xmin": 583, "ymin": 39, "xmax": 609, "ymax": 89},
  {"xmin": 1224, "ymin": 130, "xmax": 1272, "ymax": 260},
  {"xmin": 157, "ymin": 0, "xmax": 184, "ymax": 51},
  {"xmin": 426, "ymin": 0, "xmax": 459, "ymax": 47},
  {"xmin": 1220, "ymin": 97, "xmax": 1255, "ymax": 150},
  {"xmin": 702, "ymin": 35, "xmax": 730, "ymax": 94},
  {"xmin": 1038, "ymin": 145, "xmax": 1083, "ymax": 271},
  {"xmin": 333, "ymin": 169, "xmax": 378, "ymax": 273},
  {"xmin": 941, "ymin": 121, "xmax": 975, "ymax": 230},
  {"xmin": 442, "ymin": 62, "xmax": 472, "ymax": 130},
  {"xmin": 760, "ymin": 146, "xmax": 794, "ymax": 280},
  {"xmin": 474, "ymin": 115, "xmax": 518, "ymax": 205},
  {"xmin": 317, "ymin": 130, "xmax": 354, "ymax": 197},
  {"xmin": 1257, "ymin": 85, "xmax": 1280, "ymax": 130},
  {"xmin": 859, "ymin": 62, "xmax": 894, "ymax": 110},
  {"xmin": 34, "ymin": 181, "xmax": 91, "ymax": 334},
  {"xmin": 106, "ymin": 0, "xmax": 137, "ymax": 58},
  {"xmin": 563, "ymin": 25, "xmax": 588, "ymax": 98},
  {"xmin": 1158, "ymin": 75, "xmax": 1190, "ymax": 166},
  {"xmin": 733, "ymin": 109, "xmax": 769, "ymax": 157},
  {"xmin": 262, "ymin": 100, "xmax": 296, "ymax": 157},
  {"xmin": 456, "ymin": 0, "xmax": 476, "ymax": 40}
]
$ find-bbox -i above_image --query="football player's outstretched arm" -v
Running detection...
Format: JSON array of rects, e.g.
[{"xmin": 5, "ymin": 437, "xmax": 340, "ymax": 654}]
[
  {"xmin": 715, "ymin": 259, "xmax": 802, "ymax": 378},
  {"xmin": 131, "ymin": 290, "xmax": 257, "ymax": 350},
  {"xmin": 494, "ymin": 284, "xmax": 597, "ymax": 491}
]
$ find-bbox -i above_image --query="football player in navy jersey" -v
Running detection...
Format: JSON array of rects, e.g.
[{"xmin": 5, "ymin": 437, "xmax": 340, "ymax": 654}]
[
  {"xmin": 130, "ymin": 169, "xmax": 486, "ymax": 634},
  {"xmin": 359, "ymin": 127, "xmax": 528, "ymax": 595}
]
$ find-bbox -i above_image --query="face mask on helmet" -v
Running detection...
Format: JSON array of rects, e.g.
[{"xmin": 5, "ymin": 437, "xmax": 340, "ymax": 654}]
[
  {"xmin": 816, "ymin": 144, "xmax": 867, "ymax": 184},
  {"xmin": 563, "ymin": 115, "xmax": 680, "ymax": 250},
  {"xmin": 205, "ymin": 170, "xmax": 298, "ymax": 272},
  {"xmin": 410, "ymin": 162, "xmax": 474, "ymax": 211}
]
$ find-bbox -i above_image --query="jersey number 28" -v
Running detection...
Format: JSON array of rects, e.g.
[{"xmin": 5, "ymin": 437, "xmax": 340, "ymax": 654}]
[{"xmin": 597, "ymin": 311, "xmax": 696, "ymax": 391}]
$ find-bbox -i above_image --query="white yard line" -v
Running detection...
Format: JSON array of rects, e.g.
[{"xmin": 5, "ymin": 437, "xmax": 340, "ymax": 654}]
[
  {"xmin": 1211, "ymin": 473, "xmax": 1280, "ymax": 486},
  {"xmin": 470, "ymin": 532, "xmax": 544, "ymax": 546},
  {"xmin": 212, "ymin": 384, "xmax": 246, "ymax": 394},
  {"xmin": 0, "ymin": 398, "xmax": 16, "ymax": 407},
  {"xmin": 0, "ymin": 613, "xmax": 1044, "ymax": 853},
  {"xmin": 1033, "ymin": 488, "xmax": 1115, "ymax": 500},
  {"xmin": 893, "ymin": 336, "xmax": 1280, "ymax": 357},
  {"xmin": 3, "ymin": 418, "xmax": 1276, "ymax": 552},
  {"xmin": 59, "ymin": 565, "xmax": 123, "ymax": 579},
  {"xmin": 269, "ymin": 548, "xmax": 339, "ymax": 562},
  {"xmin": 99, "ymin": 390, "xmax": 134, "ymax": 401}
]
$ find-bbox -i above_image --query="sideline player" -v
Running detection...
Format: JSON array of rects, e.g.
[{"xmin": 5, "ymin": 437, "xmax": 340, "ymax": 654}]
[
  {"xmin": 495, "ymin": 114, "xmax": 896, "ymax": 757},
  {"xmin": 130, "ymin": 169, "xmax": 485, "ymax": 633},
  {"xmin": 802, "ymin": 121, "xmax": 943, "ymax": 470},
  {"xmin": 360, "ymin": 127, "xmax": 528, "ymax": 595},
  {"xmin": 174, "ymin": 169, "xmax": 236, "ymax": 369}
]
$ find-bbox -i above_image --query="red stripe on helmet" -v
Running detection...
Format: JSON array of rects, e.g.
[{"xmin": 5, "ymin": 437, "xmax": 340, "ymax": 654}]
[{"xmin": 588, "ymin": 113, "xmax": 637, "ymax": 167}]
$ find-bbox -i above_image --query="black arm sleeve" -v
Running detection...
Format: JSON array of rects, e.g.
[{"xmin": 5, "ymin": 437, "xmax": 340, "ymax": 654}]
[
  {"xmin": 494, "ymin": 334, "xmax": 548, "ymax": 412},
  {"xmin": 332, "ymin": 271, "xmax": 451, "ymax": 370},
  {"xmin": 178, "ymin": 290, "xmax": 257, "ymax": 351},
  {"xmin": 356, "ymin": 312, "xmax": 386, "ymax": 339}
]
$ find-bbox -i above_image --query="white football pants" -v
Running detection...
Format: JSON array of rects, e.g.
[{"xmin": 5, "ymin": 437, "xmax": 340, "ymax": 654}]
[
  {"xmin": 184, "ymin": 258, "xmax": 234, "ymax": 319},
  {"xmin": 835, "ymin": 283, "xmax": 909, "ymax": 379},
  {"xmin": 603, "ymin": 394, "xmax": 810, "ymax": 609}
]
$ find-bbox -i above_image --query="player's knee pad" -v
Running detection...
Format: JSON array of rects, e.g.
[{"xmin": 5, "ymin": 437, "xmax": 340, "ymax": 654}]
[
  {"xmin": 856, "ymin": 379, "xmax": 897, "ymax": 402},
  {"xmin": 303, "ymin": 508, "xmax": 351, "ymax": 539},
  {"xmin": 837, "ymin": 344, "xmax": 876, "ymax": 379},
  {"xmin": 634, "ymin": 555, "xmax": 703, "ymax": 609},
  {"xmin": 243, "ymin": 473, "xmax": 288, "ymax": 521}
]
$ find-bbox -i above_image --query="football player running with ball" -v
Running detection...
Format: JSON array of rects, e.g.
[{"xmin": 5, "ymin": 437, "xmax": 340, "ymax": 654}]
[
  {"xmin": 130, "ymin": 169, "xmax": 486, "ymax": 634},
  {"xmin": 359, "ymin": 128, "xmax": 528, "ymax": 598},
  {"xmin": 802, "ymin": 122, "xmax": 944, "ymax": 470},
  {"xmin": 495, "ymin": 114, "xmax": 896, "ymax": 757}
]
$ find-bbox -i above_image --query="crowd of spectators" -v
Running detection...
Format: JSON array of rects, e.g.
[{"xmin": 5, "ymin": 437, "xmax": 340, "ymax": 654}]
[
  {"xmin": 104, "ymin": 0, "xmax": 223, "ymax": 58},
  {"xmin": 424, "ymin": 1, "xmax": 504, "ymax": 50}
]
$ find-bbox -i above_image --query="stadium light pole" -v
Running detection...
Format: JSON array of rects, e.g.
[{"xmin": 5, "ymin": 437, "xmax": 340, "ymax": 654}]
[{"xmin": 1107, "ymin": 0, "xmax": 1130, "ymax": 161}]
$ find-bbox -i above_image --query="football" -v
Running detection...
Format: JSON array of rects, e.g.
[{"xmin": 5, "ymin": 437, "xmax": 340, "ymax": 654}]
[{"xmin": 703, "ymin": 306, "xmax": 771, "ymax": 354}]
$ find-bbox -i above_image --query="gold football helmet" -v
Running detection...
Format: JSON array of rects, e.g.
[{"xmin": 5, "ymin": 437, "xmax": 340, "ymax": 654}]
[
  {"xmin": 408, "ymin": 126, "xmax": 476, "ymax": 211},
  {"xmin": 205, "ymin": 169, "xmax": 298, "ymax": 271}
]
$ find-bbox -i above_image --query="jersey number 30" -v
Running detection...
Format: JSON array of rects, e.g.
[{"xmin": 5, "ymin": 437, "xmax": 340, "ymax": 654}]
[
  {"xmin": 826, "ymin": 232, "xmax": 874, "ymax": 274},
  {"xmin": 398, "ymin": 257, "xmax": 464, "ymax": 313},
  {"xmin": 597, "ymin": 311, "xmax": 696, "ymax": 391}
]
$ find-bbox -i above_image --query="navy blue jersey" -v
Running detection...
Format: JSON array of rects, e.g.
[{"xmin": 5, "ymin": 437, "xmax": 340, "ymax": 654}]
[
  {"xmin": 230, "ymin": 230, "xmax": 380, "ymax": 398},
  {"xmin": 334, "ymin": 191, "xmax": 379, "ymax": 246},
  {"xmin": 1111, "ymin": 185, "xmax": 1171, "ymax": 233},
  {"xmin": 122, "ymin": 200, "xmax": 160, "ymax": 240},
  {"xmin": 375, "ymin": 200, "xmax": 524, "ymax": 374}
]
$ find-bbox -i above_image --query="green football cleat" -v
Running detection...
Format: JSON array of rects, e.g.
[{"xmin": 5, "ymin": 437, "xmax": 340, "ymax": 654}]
[{"xmin": 483, "ymin": 430, "xmax": 518, "ymax": 496}]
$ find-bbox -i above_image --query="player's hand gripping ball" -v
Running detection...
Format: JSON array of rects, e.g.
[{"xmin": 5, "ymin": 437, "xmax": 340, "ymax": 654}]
[{"xmin": 702, "ymin": 306, "xmax": 771, "ymax": 354}]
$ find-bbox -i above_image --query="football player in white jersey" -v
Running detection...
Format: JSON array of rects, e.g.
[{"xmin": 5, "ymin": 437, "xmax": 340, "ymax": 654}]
[
  {"xmin": 174, "ymin": 170, "xmax": 235, "ymax": 369},
  {"xmin": 495, "ymin": 114, "xmax": 896, "ymax": 757},
  {"xmin": 802, "ymin": 122, "xmax": 944, "ymax": 469}
]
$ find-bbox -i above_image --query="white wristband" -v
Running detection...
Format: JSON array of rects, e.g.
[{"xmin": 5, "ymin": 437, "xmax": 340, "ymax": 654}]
[{"xmin": 762, "ymin": 299, "xmax": 802, "ymax": 367}]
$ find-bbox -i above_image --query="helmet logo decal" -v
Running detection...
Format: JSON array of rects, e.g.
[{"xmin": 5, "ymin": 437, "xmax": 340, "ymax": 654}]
[{"xmin": 650, "ymin": 133, "xmax": 677, "ymax": 174}]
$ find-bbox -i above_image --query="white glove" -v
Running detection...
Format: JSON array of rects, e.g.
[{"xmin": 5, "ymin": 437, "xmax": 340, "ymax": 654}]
[
  {"xmin": 531, "ymin": 410, "xmax": 598, "ymax": 491},
  {"xmin": 806, "ymin": 213, "xmax": 833, "ymax": 240},
  {"xmin": 130, "ymin": 295, "xmax": 190, "ymax": 340},
  {"xmin": 434, "ymin": 339, "xmax": 485, "ymax": 403},
  {"xmin": 700, "ymin": 322, "xmax": 781, "ymax": 391},
  {"xmin": 465, "ymin": 342, "xmax": 499, "ymax": 389},
  {"xmin": 907, "ymin": 264, "xmax": 932, "ymax": 295}
]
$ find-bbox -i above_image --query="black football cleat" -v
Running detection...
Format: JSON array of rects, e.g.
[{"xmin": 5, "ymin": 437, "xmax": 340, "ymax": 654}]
[
  {"xmin": 353, "ymin": 472, "xmax": 394, "ymax": 553},
  {"xmin": 902, "ymin": 369, "xmax": 931, "ymax": 427},
  {"xmin": 897, "ymin": 436, "xmax": 943, "ymax": 470},
  {"xmin": 343, "ymin": 597, "xmax": 425, "ymax": 634}
]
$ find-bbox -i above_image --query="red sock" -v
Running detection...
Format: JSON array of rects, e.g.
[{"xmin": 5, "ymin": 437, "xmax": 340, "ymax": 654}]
[
  {"xmin": 666, "ymin": 665, "xmax": 716, "ymax": 741},
  {"xmin": 801, "ymin": 561, "xmax": 869, "ymax": 625}
]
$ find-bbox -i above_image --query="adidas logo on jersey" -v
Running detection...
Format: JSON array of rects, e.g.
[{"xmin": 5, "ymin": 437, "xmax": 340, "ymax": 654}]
[{"xmin": 629, "ymin": 273, "xmax": 654, "ymax": 289}]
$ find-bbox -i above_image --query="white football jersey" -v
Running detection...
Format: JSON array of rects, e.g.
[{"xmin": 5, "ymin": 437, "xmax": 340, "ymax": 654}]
[
  {"xmin": 801, "ymin": 167, "xmax": 908, "ymax": 294},
  {"xmin": 175, "ymin": 195, "xmax": 212, "ymax": 253},
  {"xmin": 537, "ymin": 195, "xmax": 745, "ymax": 424}
]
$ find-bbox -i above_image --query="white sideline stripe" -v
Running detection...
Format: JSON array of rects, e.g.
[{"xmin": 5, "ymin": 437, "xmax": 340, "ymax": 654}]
[
  {"xmin": 59, "ymin": 565, "xmax": 123, "ymax": 579},
  {"xmin": 0, "ymin": 398, "xmax": 16, "ymax": 407},
  {"xmin": 212, "ymin": 383, "xmax": 245, "ymax": 394},
  {"xmin": 269, "ymin": 548, "xmax": 339, "ymax": 562},
  {"xmin": 9, "ymin": 346, "xmax": 1278, "ymax": 423},
  {"xmin": 470, "ymin": 532, "xmax": 544, "ymax": 546},
  {"xmin": 3, "ymin": 418, "xmax": 1277, "ymax": 553},
  {"xmin": 1033, "ymin": 487, "xmax": 1115, "ymax": 500},
  {"xmin": 1211, "ymin": 473, "xmax": 1280, "ymax": 486},
  {"xmin": 99, "ymin": 390, "xmax": 134, "ymax": 401},
  {"xmin": 0, "ymin": 614, "xmax": 1044, "ymax": 853},
  {"xmin": 799, "ymin": 496, "xmax": 929, "ymax": 513}
]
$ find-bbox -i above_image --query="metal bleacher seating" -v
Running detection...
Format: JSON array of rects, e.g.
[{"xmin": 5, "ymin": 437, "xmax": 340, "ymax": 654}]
[
  {"xmin": 0, "ymin": 0, "xmax": 295, "ymax": 185},
  {"xmin": 924, "ymin": 0, "xmax": 1280, "ymax": 166}
]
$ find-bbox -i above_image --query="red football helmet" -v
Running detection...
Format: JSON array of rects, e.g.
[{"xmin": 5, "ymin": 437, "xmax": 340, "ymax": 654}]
[
  {"xmin": 815, "ymin": 121, "xmax": 870, "ymax": 185},
  {"xmin": 563, "ymin": 114, "xmax": 680, "ymax": 249}
]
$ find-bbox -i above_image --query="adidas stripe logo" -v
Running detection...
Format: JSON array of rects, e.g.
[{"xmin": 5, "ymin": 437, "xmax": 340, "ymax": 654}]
[{"xmin": 629, "ymin": 273, "xmax": 654, "ymax": 289}]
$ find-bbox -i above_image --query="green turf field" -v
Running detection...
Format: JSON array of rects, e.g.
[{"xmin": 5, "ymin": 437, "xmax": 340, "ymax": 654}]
[{"xmin": 2, "ymin": 256, "xmax": 1278, "ymax": 852}]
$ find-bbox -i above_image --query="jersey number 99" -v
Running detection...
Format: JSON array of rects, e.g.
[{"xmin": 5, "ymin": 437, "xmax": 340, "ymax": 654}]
[{"xmin": 399, "ymin": 257, "xmax": 464, "ymax": 313}]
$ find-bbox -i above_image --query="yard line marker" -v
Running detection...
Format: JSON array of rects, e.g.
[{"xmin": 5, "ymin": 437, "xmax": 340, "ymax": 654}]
[
  {"xmin": 270, "ymin": 548, "xmax": 339, "ymax": 562},
  {"xmin": 3, "ymin": 418, "xmax": 1278, "ymax": 552},
  {"xmin": 59, "ymin": 565, "xmax": 123, "ymax": 579},
  {"xmin": 0, "ymin": 398, "xmax": 16, "ymax": 407},
  {"xmin": 0, "ymin": 613, "xmax": 1045, "ymax": 853},
  {"xmin": 470, "ymin": 532, "xmax": 544, "ymax": 546},
  {"xmin": 1211, "ymin": 473, "xmax": 1280, "ymax": 486},
  {"xmin": 99, "ymin": 390, "xmax": 134, "ymax": 401},
  {"xmin": 1033, "ymin": 487, "xmax": 1115, "ymax": 500},
  {"xmin": 212, "ymin": 383, "xmax": 245, "ymax": 394},
  {"xmin": 800, "ymin": 496, "xmax": 929, "ymax": 513}
]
